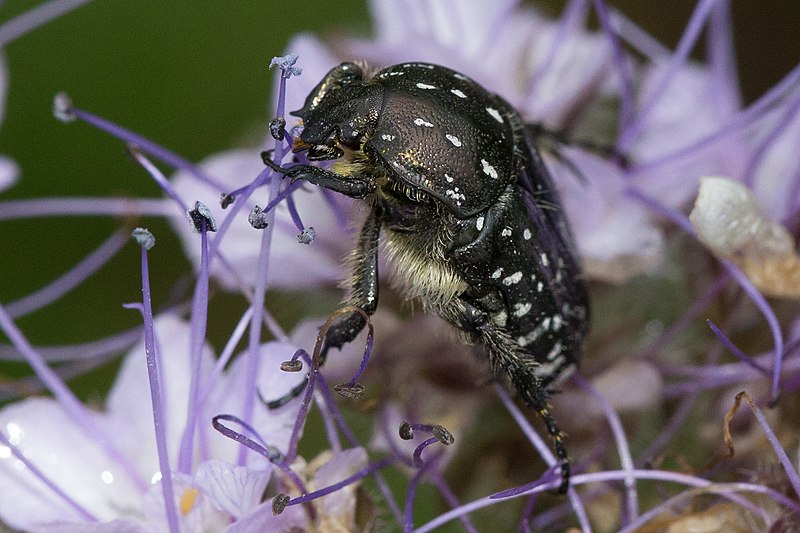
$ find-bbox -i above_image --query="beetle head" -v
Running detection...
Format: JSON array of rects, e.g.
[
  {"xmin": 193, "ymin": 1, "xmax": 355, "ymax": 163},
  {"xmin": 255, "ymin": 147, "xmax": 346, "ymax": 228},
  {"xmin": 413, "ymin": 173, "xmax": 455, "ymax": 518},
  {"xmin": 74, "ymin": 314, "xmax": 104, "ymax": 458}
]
[{"xmin": 291, "ymin": 62, "xmax": 383, "ymax": 161}]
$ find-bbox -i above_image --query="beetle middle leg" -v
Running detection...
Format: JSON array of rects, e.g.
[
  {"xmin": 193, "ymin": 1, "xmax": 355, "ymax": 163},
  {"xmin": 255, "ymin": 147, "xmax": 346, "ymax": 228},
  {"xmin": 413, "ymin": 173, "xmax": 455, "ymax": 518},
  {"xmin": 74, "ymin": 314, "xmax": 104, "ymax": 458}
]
[
  {"xmin": 321, "ymin": 204, "xmax": 382, "ymax": 357},
  {"xmin": 264, "ymin": 205, "xmax": 382, "ymax": 409}
]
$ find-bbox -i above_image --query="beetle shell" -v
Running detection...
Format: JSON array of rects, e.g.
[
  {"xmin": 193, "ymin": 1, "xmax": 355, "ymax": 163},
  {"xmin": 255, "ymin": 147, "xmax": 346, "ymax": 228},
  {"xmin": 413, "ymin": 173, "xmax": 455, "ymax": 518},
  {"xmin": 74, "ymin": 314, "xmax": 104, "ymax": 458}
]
[
  {"xmin": 272, "ymin": 61, "xmax": 589, "ymax": 492},
  {"xmin": 370, "ymin": 63, "xmax": 516, "ymax": 216}
]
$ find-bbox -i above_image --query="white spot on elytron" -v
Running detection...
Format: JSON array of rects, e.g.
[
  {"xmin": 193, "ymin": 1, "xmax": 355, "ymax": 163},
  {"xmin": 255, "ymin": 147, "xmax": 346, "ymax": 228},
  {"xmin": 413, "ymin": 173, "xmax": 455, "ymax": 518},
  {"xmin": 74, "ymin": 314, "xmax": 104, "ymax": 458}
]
[
  {"xmin": 552, "ymin": 314, "xmax": 564, "ymax": 331},
  {"xmin": 414, "ymin": 118, "xmax": 434, "ymax": 128},
  {"xmin": 445, "ymin": 134, "xmax": 462, "ymax": 147},
  {"xmin": 416, "ymin": 82, "xmax": 436, "ymax": 89},
  {"xmin": 486, "ymin": 107, "xmax": 504, "ymax": 123},
  {"xmin": 445, "ymin": 189, "xmax": 466, "ymax": 205},
  {"xmin": 516, "ymin": 317, "xmax": 552, "ymax": 346},
  {"xmin": 454, "ymin": 73, "xmax": 468, "ymax": 80},
  {"xmin": 481, "ymin": 159, "xmax": 498, "ymax": 179},
  {"xmin": 537, "ymin": 281, "xmax": 544, "ymax": 292},
  {"xmin": 501, "ymin": 227, "xmax": 512, "ymax": 237},
  {"xmin": 450, "ymin": 89, "xmax": 467, "ymax": 98},
  {"xmin": 387, "ymin": 71, "xmax": 404, "ymax": 76},
  {"xmin": 513, "ymin": 302, "xmax": 532, "ymax": 317},
  {"xmin": 476, "ymin": 216, "xmax": 484, "ymax": 230},
  {"xmin": 491, "ymin": 268, "xmax": 503, "ymax": 279},
  {"xmin": 540, "ymin": 253, "xmax": 550, "ymax": 267},
  {"xmin": 533, "ymin": 355, "xmax": 566, "ymax": 378},
  {"xmin": 546, "ymin": 341, "xmax": 563, "ymax": 361},
  {"xmin": 502, "ymin": 271, "xmax": 523, "ymax": 285},
  {"xmin": 523, "ymin": 228, "xmax": 532, "ymax": 240},
  {"xmin": 445, "ymin": 173, "xmax": 454, "ymax": 182},
  {"xmin": 381, "ymin": 134, "xmax": 395, "ymax": 141}
]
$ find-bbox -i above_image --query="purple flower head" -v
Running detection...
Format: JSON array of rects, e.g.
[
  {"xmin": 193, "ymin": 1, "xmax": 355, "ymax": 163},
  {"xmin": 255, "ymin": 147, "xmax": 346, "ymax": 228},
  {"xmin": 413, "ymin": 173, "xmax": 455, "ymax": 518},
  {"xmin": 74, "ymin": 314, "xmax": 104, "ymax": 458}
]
[
  {"xmin": 169, "ymin": 149, "xmax": 355, "ymax": 290},
  {"xmin": 0, "ymin": 315, "xmax": 307, "ymax": 530},
  {"xmin": 3, "ymin": 1, "xmax": 800, "ymax": 532}
]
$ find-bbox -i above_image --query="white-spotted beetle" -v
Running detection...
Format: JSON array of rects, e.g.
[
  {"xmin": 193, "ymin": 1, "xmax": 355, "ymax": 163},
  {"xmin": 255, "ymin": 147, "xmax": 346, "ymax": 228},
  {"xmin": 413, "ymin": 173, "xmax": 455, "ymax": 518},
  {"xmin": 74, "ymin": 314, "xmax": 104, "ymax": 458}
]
[{"xmin": 264, "ymin": 62, "xmax": 589, "ymax": 492}]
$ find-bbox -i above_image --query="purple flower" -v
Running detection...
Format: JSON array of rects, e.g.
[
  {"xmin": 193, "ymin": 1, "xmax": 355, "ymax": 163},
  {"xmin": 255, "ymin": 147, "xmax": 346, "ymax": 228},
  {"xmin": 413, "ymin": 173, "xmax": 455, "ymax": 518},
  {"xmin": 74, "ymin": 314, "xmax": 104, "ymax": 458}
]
[
  {"xmin": 3, "ymin": 1, "xmax": 800, "ymax": 532},
  {"xmin": 169, "ymin": 149, "xmax": 355, "ymax": 290},
  {"xmin": 0, "ymin": 315, "xmax": 306, "ymax": 530}
]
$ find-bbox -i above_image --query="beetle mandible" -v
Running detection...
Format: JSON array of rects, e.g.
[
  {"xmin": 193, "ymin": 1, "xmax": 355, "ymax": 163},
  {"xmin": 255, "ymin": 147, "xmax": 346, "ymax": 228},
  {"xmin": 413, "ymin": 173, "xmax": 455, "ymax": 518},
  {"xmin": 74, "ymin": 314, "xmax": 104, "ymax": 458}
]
[{"xmin": 264, "ymin": 61, "xmax": 589, "ymax": 492}]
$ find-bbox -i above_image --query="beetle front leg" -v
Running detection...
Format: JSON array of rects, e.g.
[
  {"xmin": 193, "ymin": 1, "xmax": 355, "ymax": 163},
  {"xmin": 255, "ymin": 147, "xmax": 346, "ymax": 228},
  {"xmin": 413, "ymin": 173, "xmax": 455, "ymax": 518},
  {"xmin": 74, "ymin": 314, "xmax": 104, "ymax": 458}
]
[
  {"xmin": 321, "ymin": 205, "xmax": 382, "ymax": 360},
  {"xmin": 262, "ymin": 153, "xmax": 375, "ymax": 199}
]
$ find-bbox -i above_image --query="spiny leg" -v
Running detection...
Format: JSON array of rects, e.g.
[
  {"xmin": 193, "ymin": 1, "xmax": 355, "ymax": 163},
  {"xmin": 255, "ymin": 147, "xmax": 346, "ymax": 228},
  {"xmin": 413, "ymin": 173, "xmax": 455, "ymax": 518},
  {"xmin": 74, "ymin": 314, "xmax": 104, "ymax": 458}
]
[
  {"xmin": 265, "ymin": 205, "xmax": 383, "ymax": 409},
  {"xmin": 320, "ymin": 204, "xmax": 382, "ymax": 358},
  {"xmin": 457, "ymin": 298, "xmax": 571, "ymax": 493},
  {"xmin": 507, "ymin": 361, "xmax": 570, "ymax": 494}
]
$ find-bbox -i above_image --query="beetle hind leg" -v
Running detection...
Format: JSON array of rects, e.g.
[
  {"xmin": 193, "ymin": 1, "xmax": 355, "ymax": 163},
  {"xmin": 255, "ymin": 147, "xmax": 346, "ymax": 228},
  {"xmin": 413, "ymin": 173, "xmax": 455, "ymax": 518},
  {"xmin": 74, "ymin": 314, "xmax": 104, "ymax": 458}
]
[
  {"xmin": 507, "ymin": 361, "xmax": 571, "ymax": 494},
  {"xmin": 454, "ymin": 298, "xmax": 571, "ymax": 493}
]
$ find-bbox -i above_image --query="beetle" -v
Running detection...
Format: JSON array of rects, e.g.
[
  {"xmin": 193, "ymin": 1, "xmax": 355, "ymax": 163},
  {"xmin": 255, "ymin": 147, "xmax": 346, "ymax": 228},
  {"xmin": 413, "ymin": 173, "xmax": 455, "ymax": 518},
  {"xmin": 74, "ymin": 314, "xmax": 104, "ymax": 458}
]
[{"xmin": 264, "ymin": 61, "xmax": 589, "ymax": 492}]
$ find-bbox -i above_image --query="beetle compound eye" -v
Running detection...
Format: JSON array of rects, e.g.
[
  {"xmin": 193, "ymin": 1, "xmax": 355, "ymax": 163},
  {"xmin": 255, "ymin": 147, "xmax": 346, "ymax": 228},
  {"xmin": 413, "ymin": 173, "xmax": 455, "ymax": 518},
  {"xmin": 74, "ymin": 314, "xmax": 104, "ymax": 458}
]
[{"xmin": 331, "ymin": 61, "xmax": 364, "ymax": 84}]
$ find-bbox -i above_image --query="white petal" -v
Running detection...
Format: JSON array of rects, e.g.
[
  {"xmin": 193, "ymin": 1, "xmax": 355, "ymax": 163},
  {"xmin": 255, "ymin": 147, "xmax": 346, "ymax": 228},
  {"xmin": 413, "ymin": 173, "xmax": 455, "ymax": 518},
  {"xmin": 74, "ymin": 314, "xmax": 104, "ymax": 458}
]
[
  {"xmin": 548, "ymin": 148, "xmax": 664, "ymax": 282},
  {"xmin": 748, "ymin": 108, "xmax": 800, "ymax": 222},
  {"xmin": 142, "ymin": 471, "xmax": 229, "ymax": 532},
  {"xmin": 34, "ymin": 519, "xmax": 149, "ymax": 533},
  {"xmin": 311, "ymin": 447, "xmax": 368, "ymax": 525},
  {"xmin": 592, "ymin": 360, "xmax": 662, "ymax": 413},
  {"xmin": 193, "ymin": 459, "xmax": 271, "ymax": 519},
  {"xmin": 224, "ymin": 500, "xmax": 307, "ymax": 532},
  {"xmin": 519, "ymin": 21, "xmax": 613, "ymax": 125},
  {"xmin": 0, "ymin": 399, "xmax": 142, "ymax": 529},
  {"xmin": 555, "ymin": 360, "xmax": 662, "ymax": 423},
  {"xmin": 630, "ymin": 61, "xmax": 745, "ymax": 209},
  {"xmin": 106, "ymin": 315, "xmax": 215, "ymax": 481},
  {"xmin": 210, "ymin": 341, "xmax": 308, "ymax": 465}
]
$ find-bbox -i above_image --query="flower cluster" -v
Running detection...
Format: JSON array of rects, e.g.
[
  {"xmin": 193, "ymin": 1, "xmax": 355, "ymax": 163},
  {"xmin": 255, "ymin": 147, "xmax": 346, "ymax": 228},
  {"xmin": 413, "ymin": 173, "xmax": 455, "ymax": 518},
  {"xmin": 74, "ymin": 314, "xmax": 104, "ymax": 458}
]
[{"xmin": 1, "ymin": 0, "xmax": 800, "ymax": 532}]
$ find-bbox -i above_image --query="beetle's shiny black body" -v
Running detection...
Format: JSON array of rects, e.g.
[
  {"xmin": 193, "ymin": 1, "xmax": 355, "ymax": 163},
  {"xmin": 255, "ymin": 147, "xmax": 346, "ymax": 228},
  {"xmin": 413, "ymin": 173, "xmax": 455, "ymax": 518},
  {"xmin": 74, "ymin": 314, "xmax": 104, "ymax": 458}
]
[{"xmin": 268, "ymin": 62, "xmax": 588, "ymax": 491}]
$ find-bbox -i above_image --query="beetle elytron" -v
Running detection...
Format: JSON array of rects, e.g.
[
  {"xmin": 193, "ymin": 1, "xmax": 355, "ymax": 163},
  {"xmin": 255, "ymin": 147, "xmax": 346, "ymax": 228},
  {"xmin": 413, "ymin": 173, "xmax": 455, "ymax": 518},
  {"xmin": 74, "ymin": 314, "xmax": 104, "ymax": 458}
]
[{"xmin": 265, "ymin": 62, "xmax": 589, "ymax": 492}]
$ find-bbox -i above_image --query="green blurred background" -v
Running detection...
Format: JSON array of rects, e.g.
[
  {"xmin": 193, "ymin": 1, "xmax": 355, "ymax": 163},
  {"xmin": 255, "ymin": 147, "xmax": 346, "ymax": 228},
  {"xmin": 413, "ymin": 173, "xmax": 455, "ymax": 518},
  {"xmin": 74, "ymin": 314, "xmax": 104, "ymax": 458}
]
[{"xmin": 1, "ymin": 0, "xmax": 797, "ymax": 348}]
